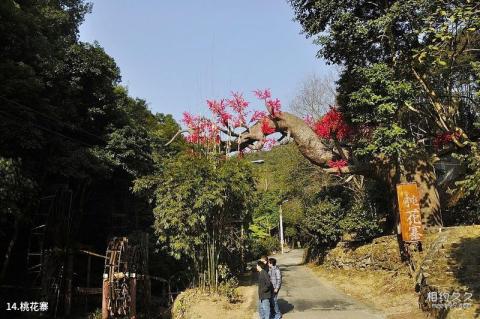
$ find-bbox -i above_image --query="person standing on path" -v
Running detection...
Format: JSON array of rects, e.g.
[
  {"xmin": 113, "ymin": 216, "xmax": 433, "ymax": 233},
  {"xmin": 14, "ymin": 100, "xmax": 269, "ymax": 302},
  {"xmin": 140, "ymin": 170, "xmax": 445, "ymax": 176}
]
[
  {"xmin": 256, "ymin": 260, "xmax": 272, "ymax": 319},
  {"xmin": 268, "ymin": 258, "xmax": 282, "ymax": 319},
  {"xmin": 261, "ymin": 255, "xmax": 269, "ymax": 265}
]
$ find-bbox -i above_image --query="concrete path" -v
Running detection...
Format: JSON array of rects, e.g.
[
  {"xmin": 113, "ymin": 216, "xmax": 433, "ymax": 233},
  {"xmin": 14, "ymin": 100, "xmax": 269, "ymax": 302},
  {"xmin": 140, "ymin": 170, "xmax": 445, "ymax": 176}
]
[{"xmin": 260, "ymin": 249, "xmax": 385, "ymax": 319}]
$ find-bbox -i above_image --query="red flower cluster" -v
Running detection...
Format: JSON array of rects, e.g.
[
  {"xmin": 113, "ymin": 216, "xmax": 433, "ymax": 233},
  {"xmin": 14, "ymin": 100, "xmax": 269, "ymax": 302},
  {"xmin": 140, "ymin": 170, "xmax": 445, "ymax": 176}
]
[
  {"xmin": 261, "ymin": 118, "xmax": 276, "ymax": 135},
  {"xmin": 432, "ymin": 131, "xmax": 461, "ymax": 149},
  {"xmin": 327, "ymin": 159, "xmax": 348, "ymax": 169},
  {"xmin": 250, "ymin": 110, "xmax": 267, "ymax": 123},
  {"xmin": 314, "ymin": 107, "xmax": 351, "ymax": 141},
  {"xmin": 182, "ymin": 112, "xmax": 219, "ymax": 145},
  {"xmin": 433, "ymin": 132, "xmax": 452, "ymax": 149},
  {"xmin": 227, "ymin": 92, "xmax": 249, "ymax": 127},
  {"xmin": 253, "ymin": 88, "xmax": 282, "ymax": 117},
  {"xmin": 182, "ymin": 112, "xmax": 197, "ymax": 127},
  {"xmin": 266, "ymin": 98, "xmax": 281, "ymax": 116},
  {"xmin": 253, "ymin": 89, "xmax": 271, "ymax": 100},
  {"xmin": 227, "ymin": 92, "xmax": 249, "ymax": 113},
  {"xmin": 208, "ymin": 92, "xmax": 251, "ymax": 128},
  {"xmin": 207, "ymin": 99, "xmax": 230, "ymax": 126},
  {"xmin": 183, "ymin": 88, "xmax": 283, "ymax": 150}
]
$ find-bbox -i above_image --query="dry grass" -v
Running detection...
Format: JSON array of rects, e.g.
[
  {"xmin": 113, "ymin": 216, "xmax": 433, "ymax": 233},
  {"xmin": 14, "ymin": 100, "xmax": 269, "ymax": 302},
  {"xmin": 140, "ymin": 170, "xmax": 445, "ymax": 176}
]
[
  {"xmin": 422, "ymin": 226, "xmax": 480, "ymax": 319},
  {"xmin": 311, "ymin": 225, "xmax": 480, "ymax": 319},
  {"xmin": 172, "ymin": 286, "xmax": 256, "ymax": 319},
  {"xmin": 311, "ymin": 265, "xmax": 426, "ymax": 319}
]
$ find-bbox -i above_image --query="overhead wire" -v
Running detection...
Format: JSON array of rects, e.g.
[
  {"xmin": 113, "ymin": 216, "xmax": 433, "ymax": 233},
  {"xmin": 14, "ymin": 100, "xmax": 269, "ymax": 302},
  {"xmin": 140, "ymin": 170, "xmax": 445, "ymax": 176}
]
[
  {"xmin": 0, "ymin": 109, "xmax": 95, "ymax": 147},
  {"xmin": 0, "ymin": 95, "xmax": 106, "ymax": 144}
]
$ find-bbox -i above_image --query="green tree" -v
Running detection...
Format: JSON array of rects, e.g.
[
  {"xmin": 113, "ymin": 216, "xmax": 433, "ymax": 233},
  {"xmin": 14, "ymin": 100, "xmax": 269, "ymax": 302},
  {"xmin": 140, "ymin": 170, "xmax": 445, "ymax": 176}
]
[
  {"xmin": 248, "ymin": 144, "xmax": 385, "ymax": 254},
  {"xmin": 288, "ymin": 0, "xmax": 480, "ymax": 226},
  {"xmin": 0, "ymin": 0, "xmax": 182, "ymax": 287},
  {"xmin": 250, "ymin": 191, "xmax": 281, "ymax": 239},
  {"xmin": 0, "ymin": 157, "xmax": 36, "ymax": 281},
  {"xmin": 134, "ymin": 153, "xmax": 256, "ymax": 289}
]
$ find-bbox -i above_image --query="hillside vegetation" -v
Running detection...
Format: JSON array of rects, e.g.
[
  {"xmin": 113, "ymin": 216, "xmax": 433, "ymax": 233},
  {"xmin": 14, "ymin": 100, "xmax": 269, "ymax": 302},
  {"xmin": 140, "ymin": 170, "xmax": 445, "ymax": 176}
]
[{"xmin": 311, "ymin": 225, "xmax": 480, "ymax": 319}]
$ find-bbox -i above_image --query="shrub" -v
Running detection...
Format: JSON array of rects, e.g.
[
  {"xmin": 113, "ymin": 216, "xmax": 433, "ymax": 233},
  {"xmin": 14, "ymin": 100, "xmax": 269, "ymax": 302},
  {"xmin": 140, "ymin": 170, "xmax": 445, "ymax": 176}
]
[
  {"xmin": 443, "ymin": 195, "xmax": 480, "ymax": 226},
  {"xmin": 340, "ymin": 200, "xmax": 383, "ymax": 241},
  {"xmin": 263, "ymin": 236, "xmax": 280, "ymax": 253},
  {"xmin": 217, "ymin": 277, "xmax": 240, "ymax": 303},
  {"xmin": 88, "ymin": 309, "xmax": 102, "ymax": 319},
  {"xmin": 248, "ymin": 236, "xmax": 280, "ymax": 259}
]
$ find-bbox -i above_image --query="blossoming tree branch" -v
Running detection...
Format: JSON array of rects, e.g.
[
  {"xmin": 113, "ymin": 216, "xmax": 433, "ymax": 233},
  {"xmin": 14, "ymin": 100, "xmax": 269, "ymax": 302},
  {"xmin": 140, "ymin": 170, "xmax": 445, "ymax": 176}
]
[
  {"xmin": 168, "ymin": 88, "xmax": 455, "ymax": 228},
  {"xmin": 170, "ymin": 89, "xmax": 351, "ymax": 170}
]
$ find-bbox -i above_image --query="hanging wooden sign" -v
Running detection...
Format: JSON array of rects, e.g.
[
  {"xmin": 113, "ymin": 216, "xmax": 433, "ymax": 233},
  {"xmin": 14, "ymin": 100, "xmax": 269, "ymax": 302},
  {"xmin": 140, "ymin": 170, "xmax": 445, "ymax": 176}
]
[{"xmin": 397, "ymin": 182, "xmax": 423, "ymax": 242}]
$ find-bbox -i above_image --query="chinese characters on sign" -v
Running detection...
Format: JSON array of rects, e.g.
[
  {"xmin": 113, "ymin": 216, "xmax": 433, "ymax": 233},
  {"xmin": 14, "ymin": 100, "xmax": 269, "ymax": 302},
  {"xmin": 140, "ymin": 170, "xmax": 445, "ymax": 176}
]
[
  {"xmin": 397, "ymin": 183, "xmax": 424, "ymax": 242},
  {"xmin": 6, "ymin": 302, "xmax": 48, "ymax": 312}
]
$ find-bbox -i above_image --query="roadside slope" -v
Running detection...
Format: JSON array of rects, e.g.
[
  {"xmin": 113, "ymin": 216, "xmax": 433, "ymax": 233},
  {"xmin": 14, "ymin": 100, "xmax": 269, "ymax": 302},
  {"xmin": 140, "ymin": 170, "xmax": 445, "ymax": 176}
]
[
  {"xmin": 310, "ymin": 225, "xmax": 480, "ymax": 319},
  {"xmin": 172, "ymin": 284, "xmax": 256, "ymax": 319}
]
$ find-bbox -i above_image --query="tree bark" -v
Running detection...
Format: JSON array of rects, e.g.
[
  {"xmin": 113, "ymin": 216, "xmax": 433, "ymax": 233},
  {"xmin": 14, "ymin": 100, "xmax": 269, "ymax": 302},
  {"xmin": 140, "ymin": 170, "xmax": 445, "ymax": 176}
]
[
  {"xmin": 406, "ymin": 159, "xmax": 443, "ymax": 227},
  {"xmin": 238, "ymin": 112, "xmax": 335, "ymax": 165},
  {"xmin": 0, "ymin": 217, "xmax": 19, "ymax": 283},
  {"xmin": 238, "ymin": 112, "xmax": 443, "ymax": 227}
]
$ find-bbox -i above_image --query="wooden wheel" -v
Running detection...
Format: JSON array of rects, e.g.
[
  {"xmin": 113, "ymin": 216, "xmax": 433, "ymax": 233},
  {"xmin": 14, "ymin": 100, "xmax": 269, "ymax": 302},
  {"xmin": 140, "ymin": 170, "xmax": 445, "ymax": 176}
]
[{"xmin": 102, "ymin": 236, "xmax": 147, "ymax": 318}]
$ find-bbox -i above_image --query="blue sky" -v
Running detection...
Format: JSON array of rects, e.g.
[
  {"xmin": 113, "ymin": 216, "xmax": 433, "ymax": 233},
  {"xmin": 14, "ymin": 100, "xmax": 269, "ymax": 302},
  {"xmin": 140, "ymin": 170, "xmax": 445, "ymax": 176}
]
[{"xmin": 79, "ymin": 1, "xmax": 335, "ymax": 121}]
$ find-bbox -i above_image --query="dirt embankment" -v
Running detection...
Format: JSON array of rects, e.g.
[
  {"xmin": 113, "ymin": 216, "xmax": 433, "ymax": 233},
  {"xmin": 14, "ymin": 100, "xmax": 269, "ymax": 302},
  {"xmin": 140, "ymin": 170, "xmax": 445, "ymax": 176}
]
[
  {"xmin": 310, "ymin": 225, "xmax": 480, "ymax": 319},
  {"xmin": 171, "ymin": 285, "xmax": 256, "ymax": 319}
]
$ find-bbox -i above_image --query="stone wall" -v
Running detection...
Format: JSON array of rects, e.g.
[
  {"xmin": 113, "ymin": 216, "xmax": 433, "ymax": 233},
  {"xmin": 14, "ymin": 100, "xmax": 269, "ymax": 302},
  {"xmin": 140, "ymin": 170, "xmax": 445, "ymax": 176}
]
[{"xmin": 322, "ymin": 235, "xmax": 403, "ymax": 271}]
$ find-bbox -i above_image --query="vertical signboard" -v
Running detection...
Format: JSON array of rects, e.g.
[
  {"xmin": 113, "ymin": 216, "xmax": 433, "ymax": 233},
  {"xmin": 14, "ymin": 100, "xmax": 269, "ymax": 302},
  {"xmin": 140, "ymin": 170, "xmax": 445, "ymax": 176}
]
[{"xmin": 397, "ymin": 182, "xmax": 423, "ymax": 242}]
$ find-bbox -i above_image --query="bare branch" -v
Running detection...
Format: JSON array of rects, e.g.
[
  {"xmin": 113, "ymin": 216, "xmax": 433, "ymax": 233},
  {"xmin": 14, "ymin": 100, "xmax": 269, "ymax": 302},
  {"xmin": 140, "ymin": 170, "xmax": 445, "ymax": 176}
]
[
  {"xmin": 333, "ymin": 138, "xmax": 349, "ymax": 162},
  {"xmin": 235, "ymin": 112, "xmax": 336, "ymax": 166},
  {"xmin": 277, "ymin": 130, "xmax": 291, "ymax": 145},
  {"xmin": 165, "ymin": 129, "xmax": 189, "ymax": 146},
  {"xmin": 289, "ymin": 73, "xmax": 337, "ymax": 119},
  {"xmin": 411, "ymin": 67, "xmax": 451, "ymax": 132},
  {"xmin": 218, "ymin": 127, "xmax": 240, "ymax": 137}
]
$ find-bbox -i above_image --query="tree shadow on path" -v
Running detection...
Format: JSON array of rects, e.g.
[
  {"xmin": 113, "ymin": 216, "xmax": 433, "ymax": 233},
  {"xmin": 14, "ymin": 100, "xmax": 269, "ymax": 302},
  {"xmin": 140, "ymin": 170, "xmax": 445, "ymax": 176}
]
[
  {"xmin": 278, "ymin": 298, "xmax": 294, "ymax": 314},
  {"xmin": 451, "ymin": 236, "xmax": 480, "ymax": 318}
]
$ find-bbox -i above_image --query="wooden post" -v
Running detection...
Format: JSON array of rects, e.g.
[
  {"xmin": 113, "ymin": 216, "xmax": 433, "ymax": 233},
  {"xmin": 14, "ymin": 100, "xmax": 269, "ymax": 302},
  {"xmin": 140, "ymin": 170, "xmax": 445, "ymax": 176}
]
[
  {"xmin": 85, "ymin": 255, "xmax": 91, "ymax": 312},
  {"xmin": 0, "ymin": 218, "xmax": 19, "ymax": 283},
  {"xmin": 143, "ymin": 233, "xmax": 151, "ymax": 316},
  {"xmin": 129, "ymin": 275, "xmax": 137, "ymax": 319},
  {"xmin": 240, "ymin": 224, "xmax": 244, "ymax": 269},
  {"xmin": 64, "ymin": 252, "xmax": 73, "ymax": 316},
  {"xmin": 279, "ymin": 205, "xmax": 284, "ymax": 254},
  {"xmin": 102, "ymin": 278, "xmax": 110, "ymax": 319}
]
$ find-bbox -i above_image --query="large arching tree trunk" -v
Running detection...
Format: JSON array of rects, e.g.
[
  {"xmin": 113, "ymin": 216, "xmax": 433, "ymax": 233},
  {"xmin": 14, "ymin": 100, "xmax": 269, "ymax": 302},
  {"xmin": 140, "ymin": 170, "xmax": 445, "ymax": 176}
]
[
  {"xmin": 238, "ymin": 112, "xmax": 334, "ymax": 166},
  {"xmin": 237, "ymin": 111, "xmax": 443, "ymax": 227},
  {"xmin": 407, "ymin": 159, "xmax": 442, "ymax": 227}
]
